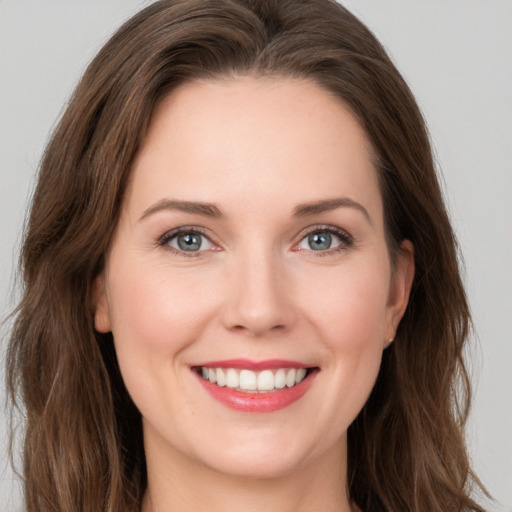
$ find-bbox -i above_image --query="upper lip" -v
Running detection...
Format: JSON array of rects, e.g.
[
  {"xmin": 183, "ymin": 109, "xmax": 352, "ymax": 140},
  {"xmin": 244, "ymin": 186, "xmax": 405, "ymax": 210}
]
[{"xmin": 193, "ymin": 359, "xmax": 313, "ymax": 370}]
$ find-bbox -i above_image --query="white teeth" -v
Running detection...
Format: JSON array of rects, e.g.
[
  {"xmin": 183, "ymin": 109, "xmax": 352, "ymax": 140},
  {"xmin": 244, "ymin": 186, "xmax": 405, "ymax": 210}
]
[
  {"xmin": 257, "ymin": 370, "xmax": 274, "ymax": 391},
  {"xmin": 286, "ymin": 368, "xmax": 296, "ymax": 387},
  {"xmin": 225, "ymin": 368, "xmax": 239, "ymax": 388},
  {"xmin": 295, "ymin": 368, "xmax": 307, "ymax": 384},
  {"xmin": 274, "ymin": 369, "xmax": 286, "ymax": 389},
  {"xmin": 200, "ymin": 366, "xmax": 311, "ymax": 393},
  {"xmin": 239, "ymin": 369, "xmax": 257, "ymax": 390},
  {"xmin": 216, "ymin": 368, "xmax": 226, "ymax": 387}
]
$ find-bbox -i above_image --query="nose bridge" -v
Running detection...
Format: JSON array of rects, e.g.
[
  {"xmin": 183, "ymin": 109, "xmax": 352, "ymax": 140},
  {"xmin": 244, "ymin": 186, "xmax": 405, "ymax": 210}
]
[{"xmin": 222, "ymin": 242, "xmax": 295, "ymax": 336}]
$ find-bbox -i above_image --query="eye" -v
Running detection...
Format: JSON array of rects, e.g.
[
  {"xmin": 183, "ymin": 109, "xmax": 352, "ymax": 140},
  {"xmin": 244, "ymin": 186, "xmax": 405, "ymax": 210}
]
[
  {"xmin": 160, "ymin": 229, "xmax": 214, "ymax": 254},
  {"xmin": 296, "ymin": 227, "xmax": 352, "ymax": 253}
]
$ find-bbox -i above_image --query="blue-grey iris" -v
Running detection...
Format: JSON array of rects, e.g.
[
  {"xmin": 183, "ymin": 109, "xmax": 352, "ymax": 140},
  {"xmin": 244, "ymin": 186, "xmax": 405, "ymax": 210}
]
[
  {"xmin": 308, "ymin": 232, "xmax": 331, "ymax": 250},
  {"xmin": 177, "ymin": 233, "xmax": 202, "ymax": 251}
]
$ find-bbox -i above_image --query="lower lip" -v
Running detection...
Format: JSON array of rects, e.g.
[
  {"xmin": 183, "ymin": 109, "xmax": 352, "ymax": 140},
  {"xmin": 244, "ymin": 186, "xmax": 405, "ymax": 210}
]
[{"xmin": 196, "ymin": 371, "xmax": 316, "ymax": 413}]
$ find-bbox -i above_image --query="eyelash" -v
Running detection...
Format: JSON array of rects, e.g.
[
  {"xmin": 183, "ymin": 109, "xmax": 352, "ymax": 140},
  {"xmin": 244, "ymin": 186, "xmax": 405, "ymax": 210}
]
[
  {"xmin": 158, "ymin": 226, "xmax": 213, "ymax": 258},
  {"xmin": 296, "ymin": 225, "xmax": 354, "ymax": 257},
  {"xmin": 157, "ymin": 225, "xmax": 354, "ymax": 257}
]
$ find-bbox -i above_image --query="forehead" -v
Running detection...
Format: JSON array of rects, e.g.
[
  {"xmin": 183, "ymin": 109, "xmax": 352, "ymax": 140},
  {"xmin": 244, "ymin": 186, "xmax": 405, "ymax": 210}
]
[{"xmin": 127, "ymin": 76, "xmax": 382, "ymax": 221}]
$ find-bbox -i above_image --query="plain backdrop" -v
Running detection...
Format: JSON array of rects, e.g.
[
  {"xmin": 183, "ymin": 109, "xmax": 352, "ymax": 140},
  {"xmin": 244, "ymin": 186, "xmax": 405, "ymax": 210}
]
[{"xmin": 1, "ymin": 1, "xmax": 511, "ymax": 511}]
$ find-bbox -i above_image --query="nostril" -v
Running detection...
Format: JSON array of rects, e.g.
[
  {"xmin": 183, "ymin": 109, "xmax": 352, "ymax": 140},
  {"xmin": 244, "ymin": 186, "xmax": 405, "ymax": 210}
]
[{"xmin": 229, "ymin": 322, "xmax": 287, "ymax": 335}]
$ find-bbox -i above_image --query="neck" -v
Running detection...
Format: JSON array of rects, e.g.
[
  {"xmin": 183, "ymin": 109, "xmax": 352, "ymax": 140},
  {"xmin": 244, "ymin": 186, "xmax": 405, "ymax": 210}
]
[{"xmin": 141, "ymin": 432, "xmax": 354, "ymax": 512}]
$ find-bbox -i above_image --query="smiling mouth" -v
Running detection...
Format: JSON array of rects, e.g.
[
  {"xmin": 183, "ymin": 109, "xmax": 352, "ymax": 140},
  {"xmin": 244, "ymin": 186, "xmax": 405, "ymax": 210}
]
[{"xmin": 194, "ymin": 366, "xmax": 316, "ymax": 393}]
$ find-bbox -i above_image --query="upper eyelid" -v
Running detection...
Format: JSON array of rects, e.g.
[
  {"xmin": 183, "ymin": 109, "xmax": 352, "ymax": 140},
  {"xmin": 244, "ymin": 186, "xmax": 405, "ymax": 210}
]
[
  {"xmin": 295, "ymin": 224, "xmax": 353, "ymax": 241},
  {"xmin": 158, "ymin": 226, "xmax": 213, "ymax": 244}
]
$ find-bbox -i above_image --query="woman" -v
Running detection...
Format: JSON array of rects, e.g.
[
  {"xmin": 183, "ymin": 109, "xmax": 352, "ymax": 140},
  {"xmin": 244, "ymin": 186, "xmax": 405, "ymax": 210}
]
[{"xmin": 6, "ymin": 0, "xmax": 488, "ymax": 511}]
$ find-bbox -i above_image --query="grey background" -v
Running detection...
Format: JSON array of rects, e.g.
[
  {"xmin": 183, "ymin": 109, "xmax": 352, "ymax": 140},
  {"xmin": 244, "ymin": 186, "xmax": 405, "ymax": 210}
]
[{"xmin": 1, "ymin": 1, "xmax": 511, "ymax": 510}]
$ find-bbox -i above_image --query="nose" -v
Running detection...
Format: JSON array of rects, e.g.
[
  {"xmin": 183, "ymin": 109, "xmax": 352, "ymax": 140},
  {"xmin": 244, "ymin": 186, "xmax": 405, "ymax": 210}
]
[{"xmin": 221, "ymin": 248, "xmax": 297, "ymax": 337}]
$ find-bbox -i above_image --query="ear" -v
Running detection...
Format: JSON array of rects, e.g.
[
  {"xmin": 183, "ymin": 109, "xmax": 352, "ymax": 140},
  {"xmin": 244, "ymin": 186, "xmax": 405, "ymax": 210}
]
[
  {"xmin": 385, "ymin": 240, "xmax": 415, "ymax": 345},
  {"xmin": 92, "ymin": 273, "xmax": 112, "ymax": 333}
]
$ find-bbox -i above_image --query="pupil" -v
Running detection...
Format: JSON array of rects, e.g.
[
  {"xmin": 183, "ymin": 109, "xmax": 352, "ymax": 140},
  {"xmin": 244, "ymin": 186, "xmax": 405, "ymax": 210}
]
[
  {"xmin": 178, "ymin": 233, "xmax": 201, "ymax": 251},
  {"xmin": 308, "ymin": 232, "xmax": 331, "ymax": 250}
]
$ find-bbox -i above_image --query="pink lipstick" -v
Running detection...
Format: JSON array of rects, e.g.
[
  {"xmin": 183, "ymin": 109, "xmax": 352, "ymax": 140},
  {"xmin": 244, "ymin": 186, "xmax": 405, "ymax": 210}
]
[{"xmin": 193, "ymin": 360, "xmax": 318, "ymax": 413}]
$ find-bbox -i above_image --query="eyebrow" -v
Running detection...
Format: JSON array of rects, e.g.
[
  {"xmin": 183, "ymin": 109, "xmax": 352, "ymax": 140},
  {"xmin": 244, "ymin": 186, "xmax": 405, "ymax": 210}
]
[
  {"xmin": 293, "ymin": 197, "xmax": 371, "ymax": 224},
  {"xmin": 139, "ymin": 199, "xmax": 222, "ymax": 221},
  {"xmin": 139, "ymin": 196, "xmax": 371, "ymax": 224}
]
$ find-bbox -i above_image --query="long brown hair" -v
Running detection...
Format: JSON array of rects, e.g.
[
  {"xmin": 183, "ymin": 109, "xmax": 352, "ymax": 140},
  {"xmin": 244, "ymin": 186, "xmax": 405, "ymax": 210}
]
[{"xmin": 6, "ymin": 1, "xmax": 487, "ymax": 510}]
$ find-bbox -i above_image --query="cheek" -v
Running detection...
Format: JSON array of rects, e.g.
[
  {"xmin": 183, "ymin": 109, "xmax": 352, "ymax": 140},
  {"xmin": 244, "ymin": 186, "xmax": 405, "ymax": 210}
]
[
  {"xmin": 106, "ymin": 261, "xmax": 219, "ymax": 362},
  {"xmin": 298, "ymin": 257, "xmax": 391, "ymax": 348},
  {"xmin": 299, "ymin": 260, "xmax": 389, "ymax": 424},
  {"xmin": 105, "ymin": 262, "xmax": 223, "ymax": 426}
]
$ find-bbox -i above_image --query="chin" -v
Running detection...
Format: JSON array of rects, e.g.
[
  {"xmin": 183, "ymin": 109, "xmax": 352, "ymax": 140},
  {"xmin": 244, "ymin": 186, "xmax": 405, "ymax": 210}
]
[
  {"xmin": 202, "ymin": 448, "xmax": 308, "ymax": 480},
  {"xmin": 186, "ymin": 426, "xmax": 333, "ymax": 481}
]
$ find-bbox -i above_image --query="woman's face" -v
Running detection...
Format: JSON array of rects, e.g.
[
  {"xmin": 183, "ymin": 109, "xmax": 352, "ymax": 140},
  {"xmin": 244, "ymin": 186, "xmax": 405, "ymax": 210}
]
[{"xmin": 95, "ymin": 77, "xmax": 413, "ymax": 480}]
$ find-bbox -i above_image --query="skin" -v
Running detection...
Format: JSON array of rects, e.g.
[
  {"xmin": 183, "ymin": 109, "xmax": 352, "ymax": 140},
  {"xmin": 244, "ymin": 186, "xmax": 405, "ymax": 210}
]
[{"xmin": 94, "ymin": 76, "xmax": 414, "ymax": 512}]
